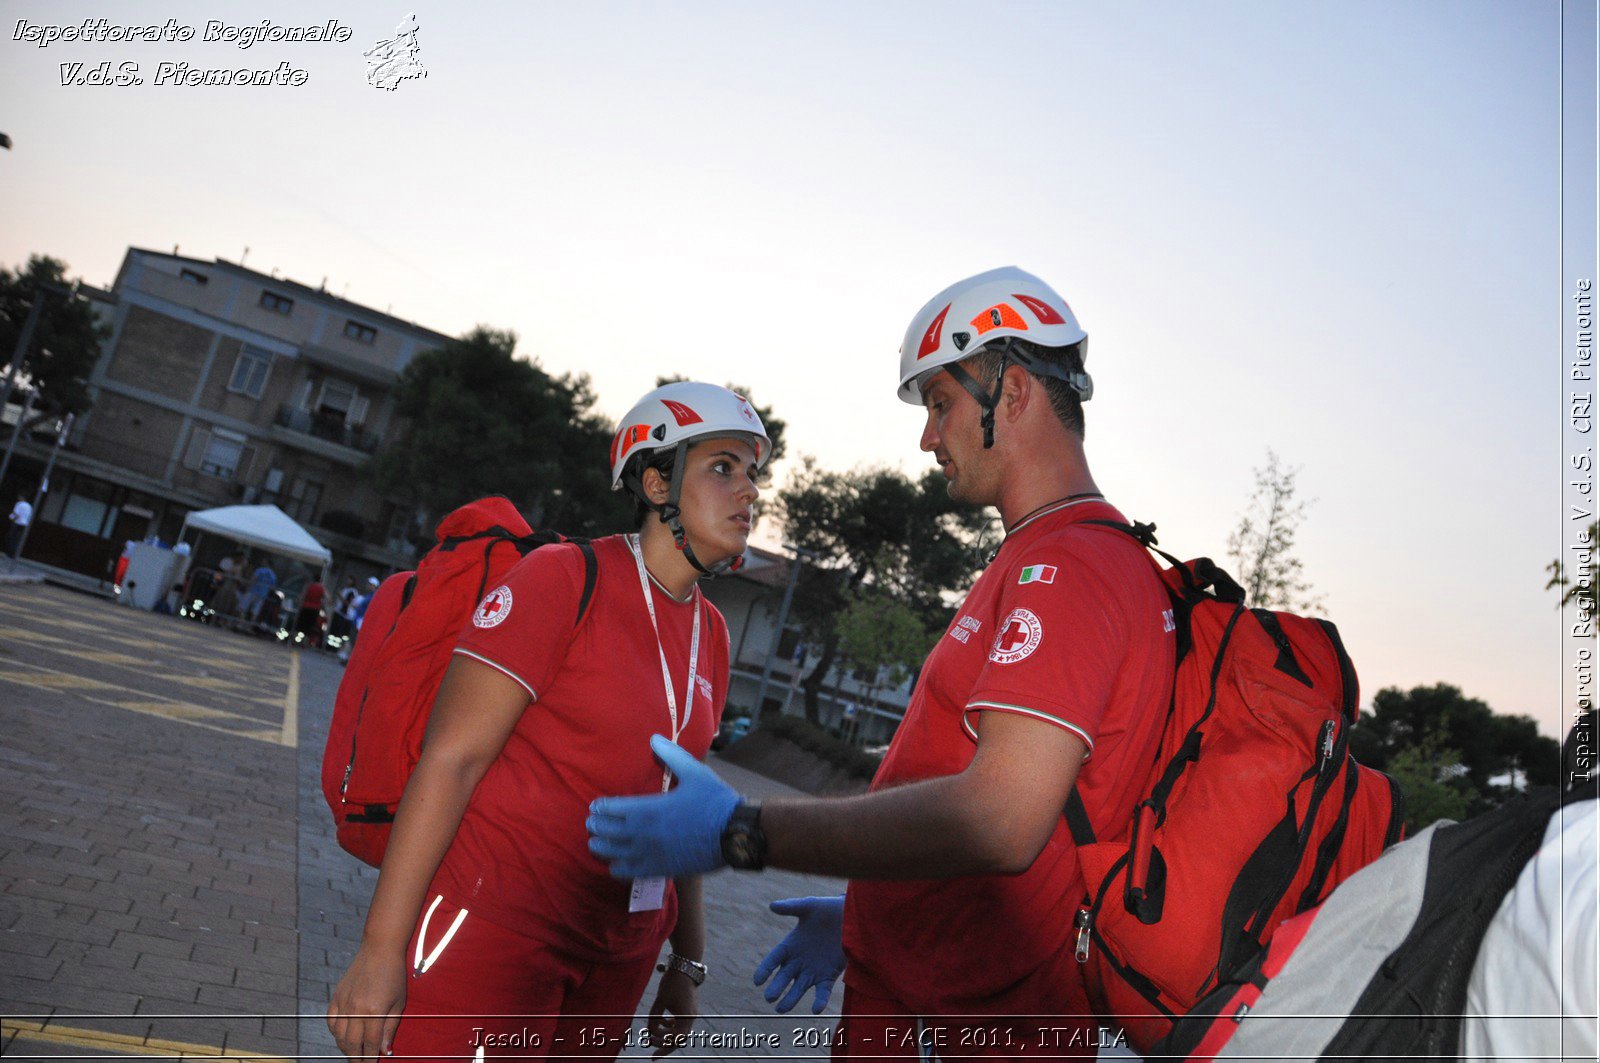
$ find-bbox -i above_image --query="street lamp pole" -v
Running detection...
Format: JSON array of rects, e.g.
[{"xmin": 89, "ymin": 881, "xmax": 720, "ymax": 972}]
[
  {"xmin": 752, "ymin": 542, "xmax": 814, "ymax": 723},
  {"xmin": 13, "ymin": 412, "xmax": 72, "ymax": 562}
]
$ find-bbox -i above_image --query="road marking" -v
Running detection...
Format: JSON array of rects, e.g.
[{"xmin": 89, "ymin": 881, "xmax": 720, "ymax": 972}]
[
  {"xmin": 0, "ymin": 660, "xmax": 284, "ymax": 745},
  {"xmin": 1, "ymin": 1018, "xmax": 294, "ymax": 1062},
  {"xmin": 281, "ymin": 651, "xmax": 299, "ymax": 749}
]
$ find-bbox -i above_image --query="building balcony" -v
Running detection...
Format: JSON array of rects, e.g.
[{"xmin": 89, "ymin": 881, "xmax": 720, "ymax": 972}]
[{"xmin": 272, "ymin": 405, "xmax": 381, "ymax": 456}]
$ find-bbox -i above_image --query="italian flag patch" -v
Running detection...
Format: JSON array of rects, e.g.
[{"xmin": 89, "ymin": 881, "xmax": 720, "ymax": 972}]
[{"xmin": 1018, "ymin": 564, "xmax": 1057, "ymax": 585}]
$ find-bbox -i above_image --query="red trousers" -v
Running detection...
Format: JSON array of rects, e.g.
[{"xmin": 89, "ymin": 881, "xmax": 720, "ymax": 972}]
[{"xmin": 388, "ymin": 893, "xmax": 659, "ymax": 1061}]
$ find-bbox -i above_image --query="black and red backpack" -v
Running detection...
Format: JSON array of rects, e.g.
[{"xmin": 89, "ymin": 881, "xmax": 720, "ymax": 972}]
[
  {"xmin": 1068, "ymin": 521, "xmax": 1406, "ymax": 1054},
  {"xmin": 319, "ymin": 497, "xmax": 597, "ymax": 867}
]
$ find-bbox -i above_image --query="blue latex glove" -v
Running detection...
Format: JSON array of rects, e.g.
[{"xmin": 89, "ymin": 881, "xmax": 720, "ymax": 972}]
[
  {"xmin": 586, "ymin": 735, "xmax": 740, "ymax": 878},
  {"xmin": 753, "ymin": 895, "xmax": 846, "ymax": 1014}
]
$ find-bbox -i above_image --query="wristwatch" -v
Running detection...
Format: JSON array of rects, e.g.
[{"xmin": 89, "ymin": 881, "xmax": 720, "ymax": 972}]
[
  {"xmin": 720, "ymin": 800, "xmax": 767, "ymax": 870},
  {"xmin": 656, "ymin": 952, "xmax": 708, "ymax": 986}
]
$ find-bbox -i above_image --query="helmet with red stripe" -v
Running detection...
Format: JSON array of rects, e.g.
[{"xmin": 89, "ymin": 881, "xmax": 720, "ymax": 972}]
[
  {"xmin": 898, "ymin": 266, "xmax": 1092, "ymax": 447},
  {"xmin": 609, "ymin": 381, "xmax": 770, "ymax": 575}
]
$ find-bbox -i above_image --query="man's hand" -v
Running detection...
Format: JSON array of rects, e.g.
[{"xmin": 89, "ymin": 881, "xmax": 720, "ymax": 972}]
[
  {"xmin": 327, "ymin": 943, "xmax": 406, "ymax": 1061},
  {"xmin": 644, "ymin": 968, "xmax": 699, "ymax": 1058},
  {"xmin": 587, "ymin": 735, "xmax": 740, "ymax": 878},
  {"xmin": 754, "ymin": 895, "xmax": 846, "ymax": 1014}
]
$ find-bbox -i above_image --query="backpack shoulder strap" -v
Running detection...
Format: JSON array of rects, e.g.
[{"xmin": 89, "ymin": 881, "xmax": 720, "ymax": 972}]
[{"xmin": 575, "ymin": 540, "xmax": 598, "ymax": 625}]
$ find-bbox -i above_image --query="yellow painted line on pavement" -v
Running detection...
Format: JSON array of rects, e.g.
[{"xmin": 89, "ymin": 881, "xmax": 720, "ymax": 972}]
[
  {"xmin": 0, "ymin": 660, "xmax": 285, "ymax": 746},
  {"xmin": 2, "ymin": 1019, "xmax": 294, "ymax": 1062},
  {"xmin": 280, "ymin": 651, "xmax": 299, "ymax": 748}
]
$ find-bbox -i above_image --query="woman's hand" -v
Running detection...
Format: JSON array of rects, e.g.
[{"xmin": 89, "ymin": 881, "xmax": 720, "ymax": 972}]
[
  {"xmin": 644, "ymin": 969, "xmax": 700, "ymax": 1058},
  {"xmin": 328, "ymin": 943, "xmax": 407, "ymax": 1061}
]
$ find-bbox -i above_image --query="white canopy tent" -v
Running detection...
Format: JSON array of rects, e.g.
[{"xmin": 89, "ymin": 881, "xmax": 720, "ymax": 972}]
[{"xmin": 179, "ymin": 504, "xmax": 332, "ymax": 567}]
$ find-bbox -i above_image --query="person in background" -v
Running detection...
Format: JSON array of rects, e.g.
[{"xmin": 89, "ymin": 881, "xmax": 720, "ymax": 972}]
[
  {"xmin": 297, "ymin": 576, "xmax": 327, "ymax": 647},
  {"xmin": 7, "ymin": 494, "xmax": 33, "ymax": 559},
  {"xmin": 238, "ymin": 560, "xmax": 279, "ymax": 622}
]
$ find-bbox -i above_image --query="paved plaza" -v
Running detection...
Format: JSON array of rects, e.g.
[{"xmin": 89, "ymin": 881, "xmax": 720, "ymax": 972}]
[
  {"xmin": 0, "ymin": 581, "xmax": 846, "ymax": 1061},
  {"xmin": 0, "ymin": 581, "xmax": 1140, "ymax": 1061}
]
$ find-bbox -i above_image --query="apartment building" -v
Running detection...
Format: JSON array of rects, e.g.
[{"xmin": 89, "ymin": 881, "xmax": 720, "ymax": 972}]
[{"xmin": 11, "ymin": 247, "xmax": 449, "ymax": 583}]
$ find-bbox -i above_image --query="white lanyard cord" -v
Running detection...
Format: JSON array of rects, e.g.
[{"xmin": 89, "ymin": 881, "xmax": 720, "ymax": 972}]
[{"xmin": 626, "ymin": 534, "xmax": 701, "ymax": 791}]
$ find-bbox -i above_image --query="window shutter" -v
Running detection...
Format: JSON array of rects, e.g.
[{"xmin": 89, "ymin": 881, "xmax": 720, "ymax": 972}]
[
  {"xmin": 235, "ymin": 444, "xmax": 257, "ymax": 483},
  {"xmin": 347, "ymin": 394, "xmax": 370, "ymax": 427},
  {"xmin": 182, "ymin": 427, "xmax": 212, "ymax": 470}
]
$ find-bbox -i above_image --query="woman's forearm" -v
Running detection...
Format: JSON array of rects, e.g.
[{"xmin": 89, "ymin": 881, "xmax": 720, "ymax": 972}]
[
  {"xmin": 670, "ymin": 875, "xmax": 705, "ymax": 960},
  {"xmin": 358, "ymin": 755, "xmax": 489, "ymax": 953}
]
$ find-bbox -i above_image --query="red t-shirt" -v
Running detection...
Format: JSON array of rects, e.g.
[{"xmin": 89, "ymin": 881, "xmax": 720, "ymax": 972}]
[
  {"xmin": 842, "ymin": 499, "xmax": 1175, "ymax": 1014},
  {"xmin": 301, "ymin": 583, "xmax": 325, "ymax": 610},
  {"xmin": 439, "ymin": 534, "xmax": 729, "ymax": 961}
]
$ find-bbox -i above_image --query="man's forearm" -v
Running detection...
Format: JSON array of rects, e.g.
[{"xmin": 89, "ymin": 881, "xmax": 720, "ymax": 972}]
[{"xmin": 761, "ymin": 773, "xmax": 1031, "ymax": 880}]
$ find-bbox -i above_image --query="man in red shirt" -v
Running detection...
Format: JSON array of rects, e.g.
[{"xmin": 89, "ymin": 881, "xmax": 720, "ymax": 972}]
[{"xmin": 589, "ymin": 267, "xmax": 1175, "ymax": 1057}]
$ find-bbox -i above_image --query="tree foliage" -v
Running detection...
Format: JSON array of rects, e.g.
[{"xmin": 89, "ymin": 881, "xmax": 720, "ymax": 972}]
[
  {"xmin": 1546, "ymin": 520, "xmax": 1597, "ymax": 620},
  {"xmin": 1349, "ymin": 683, "xmax": 1560, "ymax": 818},
  {"xmin": 0, "ymin": 255, "xmax": 109, "ymax": 415},
  {"xmin": 1227, "ymin": 449, "xmax": 1322, "ymax": 611},
  {"xmin": 1383, "ymin": 735, "xmax": 1473, "ymax": 831},
  {"xmin": 370, "ymin": 327, "xmax": 629, "ymax": 543},
  {"xmin": 836, "ymin": 587, "xmax": 937, "ymax": 691},
  {"xmin": 776, "ymin": 459, "xmax": 988, "ymax": 724}
]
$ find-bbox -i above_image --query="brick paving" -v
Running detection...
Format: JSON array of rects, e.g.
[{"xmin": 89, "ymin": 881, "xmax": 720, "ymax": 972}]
[{"xmin": 0, "ymin": 581, "xmax": 1129, "ymax": 1061}]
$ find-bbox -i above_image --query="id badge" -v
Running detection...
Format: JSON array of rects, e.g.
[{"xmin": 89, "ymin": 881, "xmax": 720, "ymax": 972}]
[{"xmin": 629, "ymin": 875, "xmax": 667, "ymax": 912}]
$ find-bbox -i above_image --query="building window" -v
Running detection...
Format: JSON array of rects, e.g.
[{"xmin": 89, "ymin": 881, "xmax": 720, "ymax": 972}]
[
  {"xmin": 180, "ymin": 268, "xmax": 209, "ymax": 286},
  {"xmin": 343, "ymin": 320, "xmax": 377, "ymax": 344},
  {"xmin": 259, "ymin": 290, "xmax": 294, "ymax": 315},
  {"xmin": 182, "ymin": 426, "xmax": 256, "ymax": 482},
  {"xmin": 227, "ymin": 345, "xmax": 273, "ymax": 399}
]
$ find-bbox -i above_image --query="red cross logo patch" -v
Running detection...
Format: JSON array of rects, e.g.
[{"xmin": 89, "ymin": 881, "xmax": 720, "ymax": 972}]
[
  {"xmin": 989, "ymin": 607, "xmax": 1042, "ymax": 664},
  {"xmin": 473, "ymin": 584, "xmax": 514, "ymax": 629}
]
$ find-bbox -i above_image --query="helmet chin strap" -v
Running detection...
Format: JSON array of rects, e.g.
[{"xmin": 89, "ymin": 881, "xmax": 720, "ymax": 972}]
[{"xmin": 632, "ymin": 443, "xmax": 743, "ymax": 578}]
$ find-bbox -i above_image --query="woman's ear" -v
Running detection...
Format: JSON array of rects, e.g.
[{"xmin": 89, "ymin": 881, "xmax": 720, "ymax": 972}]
[{"xmin": 641, "ymin": 466, "xmax": 669, "ymax": 506}]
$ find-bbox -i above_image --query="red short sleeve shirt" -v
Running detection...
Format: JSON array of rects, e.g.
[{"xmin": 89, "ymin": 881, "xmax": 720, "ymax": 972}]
[
  {"xmin": 843, "ymin": 499, "xmax": 1175, "ymax": 1013},
  {"xmin": 439, "ymin": 534, "xmax": 729, "ymax": 961}
]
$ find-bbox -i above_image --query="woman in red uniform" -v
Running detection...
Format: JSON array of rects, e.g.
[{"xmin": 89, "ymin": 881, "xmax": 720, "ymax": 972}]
[{"xmin": 328, "ymin": 382, "xmax": 770, "ymax": 1061}]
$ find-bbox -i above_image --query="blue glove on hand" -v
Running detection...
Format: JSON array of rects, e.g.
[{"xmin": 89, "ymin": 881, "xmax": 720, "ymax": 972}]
[
  {"xmin": 586, "ymin": 735, "xmax": 740, "ymax": 878},
  {"xmin": 753, "ymin": 895, "xmax": 846, "ymax": 1014}
]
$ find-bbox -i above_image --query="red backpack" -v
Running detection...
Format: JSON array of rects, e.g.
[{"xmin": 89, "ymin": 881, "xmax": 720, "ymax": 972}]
[
  {"xmin": 1067, "ymin": 522, "xmax": 1406, "ymax": 1054},
  {"xmin": 319, "ymin": 497, "xmax": 597, "ymax": 867}
]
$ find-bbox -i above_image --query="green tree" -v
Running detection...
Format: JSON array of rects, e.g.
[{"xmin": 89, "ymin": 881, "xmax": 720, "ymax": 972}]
[
  {"xmin": 1227, "ymin": 449, "xmax": 1322, "ymax": 611},
  {"xmin": 371, "ymin": 327, "xmax": 629, "ymax": 545},
  {"xmin": 835, "ymin": 587, "xmax": 938, "ymax": 741},
  {"xmin": 1349, "ymin": 683, "xmax": 1560, "ymax": 816},
  {"xmin": 1546, "ymin": 520, "xmax": 1597, "ymax": 619},
  {"xmin": 1384, "ymin": 734, "xmax": 1473, "ymax": 831},
  {"xmin": 0, "ymin": 255, "xmax": 109, "ymax": 415},
  {"xmin": 778, "ymin": 459, "xmax": 987, "ymax": 725}
]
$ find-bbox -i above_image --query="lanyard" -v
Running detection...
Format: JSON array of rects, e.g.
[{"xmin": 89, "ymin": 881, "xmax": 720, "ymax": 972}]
[{"xmin": 626, "ymin": 534, "xmax": 701, "ymax": 791}]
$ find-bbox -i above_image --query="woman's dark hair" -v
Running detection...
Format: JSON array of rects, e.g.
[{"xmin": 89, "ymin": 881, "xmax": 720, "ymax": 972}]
[{"xmin": 629, "ymin": 447, "xmax": 679, "ymax": 527}]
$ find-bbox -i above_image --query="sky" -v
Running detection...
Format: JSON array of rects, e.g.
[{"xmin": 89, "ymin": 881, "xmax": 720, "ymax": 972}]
[{"xmin": 0, "ymin": 1, "xmax": 1586, "ymax": 737}]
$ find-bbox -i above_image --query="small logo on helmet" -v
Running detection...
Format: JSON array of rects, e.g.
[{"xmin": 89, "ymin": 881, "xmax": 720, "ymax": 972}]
[
  {"xmin": 739, "ymin": 402, "xmax": 756, "ymax": 424},
  {"xmin": 989, "ymin": 607, "xmax": 1042, "ymax": 664},
  {"xmin": 474, "ymin": 585, "xmax": 514, "ymax": 629},
  {"xmin": 917, "ymin": 304, "xmax": 951, "ymax": 360},
  {"xmin": 952, "ymin": 331, "xmax": 971, "ymax": 351},
  {"xmin": 660, "ymin": 399, "xmax": 703, "ymax": 426}
]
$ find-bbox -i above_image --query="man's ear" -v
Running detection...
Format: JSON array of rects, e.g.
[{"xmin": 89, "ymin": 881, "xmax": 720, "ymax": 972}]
[{"xmin": 1000, "ymin": 363, "xmax": 1033, "ymax": 422}]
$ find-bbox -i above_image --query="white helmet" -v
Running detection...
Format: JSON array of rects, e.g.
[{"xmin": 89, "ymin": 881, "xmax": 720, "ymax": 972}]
[
  {"xmin": 897, "ymin": 266, "xmax": 1089, "ymax": 405},
  {"xmin": 608, "ymin": 381, "xmax": 770, "ymax": 490},
  {"xmin": 609, "ymin": 381, "xmax": 771, "ymax": 576}
]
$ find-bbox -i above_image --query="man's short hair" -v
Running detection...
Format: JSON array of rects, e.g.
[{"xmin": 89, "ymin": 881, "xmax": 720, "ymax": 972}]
[{"xmin": 962, "ymin": 339, "xmax": 1086, "ymax": 439}]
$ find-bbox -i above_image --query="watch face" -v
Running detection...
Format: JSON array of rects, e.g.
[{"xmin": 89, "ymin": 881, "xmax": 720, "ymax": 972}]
[{"xmin": 728, "ymin": 830, "xmax": 756, "ymax": 866}]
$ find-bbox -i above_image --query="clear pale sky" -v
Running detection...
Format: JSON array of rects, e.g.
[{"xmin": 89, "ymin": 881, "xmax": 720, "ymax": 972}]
[{"xmin": 0, "ymin": 2, "xmax": 1576, "ymax": 735}]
